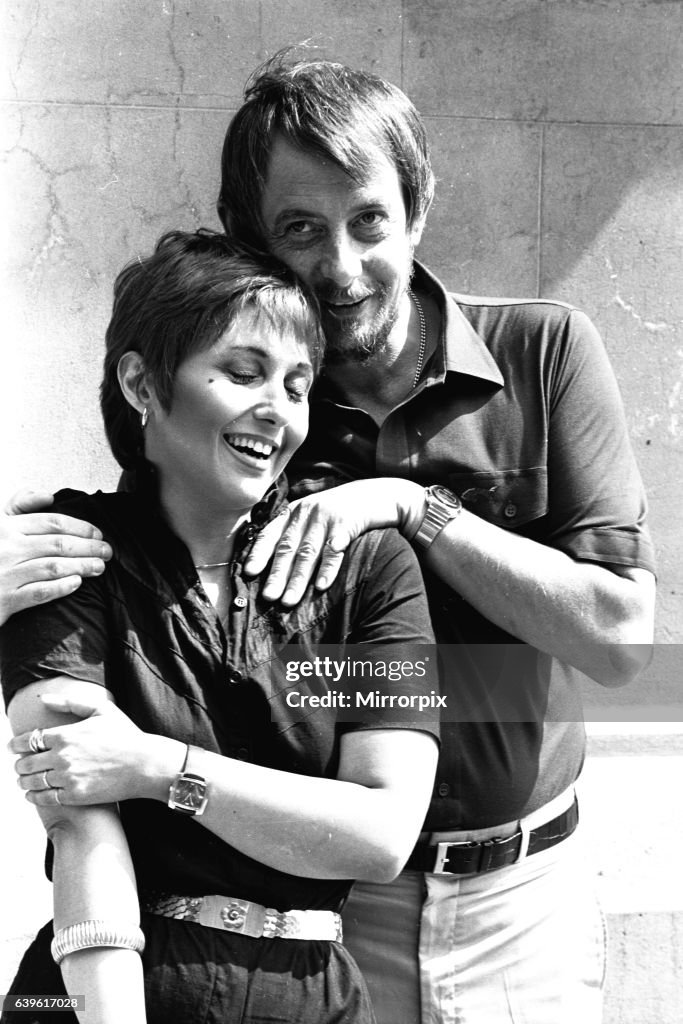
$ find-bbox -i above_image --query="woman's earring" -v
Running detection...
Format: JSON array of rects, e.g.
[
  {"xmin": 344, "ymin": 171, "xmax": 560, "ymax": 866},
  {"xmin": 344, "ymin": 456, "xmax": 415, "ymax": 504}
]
[{"xmin": 141, "ymin": 407, "xmax": 149, "ymax": 429}]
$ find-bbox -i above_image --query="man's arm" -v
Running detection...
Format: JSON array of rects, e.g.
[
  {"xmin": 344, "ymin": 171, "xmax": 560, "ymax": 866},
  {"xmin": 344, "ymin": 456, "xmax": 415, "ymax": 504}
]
[
  {"xmin": 0, "ymin": 489, "xmax": 112, "ymax": 626},
  {"xmin": 419, "ymin": 501, "xmax": 655, "ymax": 686},
  {"xmin": 243, "ymin": 477, "xmax": 654, "ymax": 686}
]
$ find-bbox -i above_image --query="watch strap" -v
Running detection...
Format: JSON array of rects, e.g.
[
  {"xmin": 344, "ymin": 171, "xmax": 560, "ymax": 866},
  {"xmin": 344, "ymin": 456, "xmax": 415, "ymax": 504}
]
[
  {"xmin": 413, "ymin": 486, "xmax": 462, "ymax": 549},
  {"xmin": 168, "ymin": 744, "xmax": 209, "ymax": 816}
]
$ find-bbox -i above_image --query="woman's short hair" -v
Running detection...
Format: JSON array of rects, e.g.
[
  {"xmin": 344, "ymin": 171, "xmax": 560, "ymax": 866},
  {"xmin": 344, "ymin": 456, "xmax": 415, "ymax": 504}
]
[
  {"xmin": 101, "ymin": 229, "xmax": 324, "ymax": 469},
  {"xmin": 217, "ymin": 51, "xmax": 435, "ymax": 247}
]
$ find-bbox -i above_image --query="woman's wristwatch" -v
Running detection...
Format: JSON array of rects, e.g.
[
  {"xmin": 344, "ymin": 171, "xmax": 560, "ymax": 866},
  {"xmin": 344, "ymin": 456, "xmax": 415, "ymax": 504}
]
[
  {"xmin": 413, "ymin": 484, "xmax": 462, "ymax": 549},
  {"xmin": 168, "ymin": 744, "xmax": 209, "ymax": 816}
]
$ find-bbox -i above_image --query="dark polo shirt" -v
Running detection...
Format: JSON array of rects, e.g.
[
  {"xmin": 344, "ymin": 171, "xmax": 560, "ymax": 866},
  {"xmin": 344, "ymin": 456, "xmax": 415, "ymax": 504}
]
[{"xmin": 289, "ymin": 262, "xmax": 655, "ymax": 830}]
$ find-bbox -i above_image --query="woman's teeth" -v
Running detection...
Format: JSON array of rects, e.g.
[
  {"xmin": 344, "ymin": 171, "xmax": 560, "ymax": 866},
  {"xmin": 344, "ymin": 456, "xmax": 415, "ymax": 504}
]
[{"xmin": 225, "ymin": 435, "xmax": 275, "ymax": 460}]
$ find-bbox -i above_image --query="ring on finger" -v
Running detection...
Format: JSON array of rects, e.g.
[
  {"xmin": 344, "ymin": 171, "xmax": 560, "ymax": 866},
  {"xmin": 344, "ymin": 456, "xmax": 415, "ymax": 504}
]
[
  {"xmin": 54, "ymin": 789, "xmax": 62, "ymax": 805},
  {"xmin": 29, "ymin": 728, "xmax": 47, "ymax": 754},
  {"xmin": 42, "ymin": 770, "xmax": 54, "ymax": 790}
]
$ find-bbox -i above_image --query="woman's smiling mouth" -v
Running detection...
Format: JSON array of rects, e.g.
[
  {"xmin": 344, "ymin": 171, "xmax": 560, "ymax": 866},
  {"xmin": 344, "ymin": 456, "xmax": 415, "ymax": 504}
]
[{"xmin": 224, "ymin": 433, "xmax": 278, "ymax": 461}]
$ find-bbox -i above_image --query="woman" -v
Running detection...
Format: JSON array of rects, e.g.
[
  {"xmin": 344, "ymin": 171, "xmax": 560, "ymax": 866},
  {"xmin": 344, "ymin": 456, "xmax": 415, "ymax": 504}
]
[{"xmin": 0, "ymin": 230, "xmax": 439, "ymax": 1024}]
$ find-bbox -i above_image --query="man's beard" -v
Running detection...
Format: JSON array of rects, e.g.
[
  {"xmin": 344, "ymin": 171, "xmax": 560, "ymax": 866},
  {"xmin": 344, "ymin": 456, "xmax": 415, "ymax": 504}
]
[
  {"xmin": 319, "ymin": 255, "xmax": 414, "ymax": 367},
  {"xmin": 320, "ymin": 285, "xmax": 399, "ymax": 366}
]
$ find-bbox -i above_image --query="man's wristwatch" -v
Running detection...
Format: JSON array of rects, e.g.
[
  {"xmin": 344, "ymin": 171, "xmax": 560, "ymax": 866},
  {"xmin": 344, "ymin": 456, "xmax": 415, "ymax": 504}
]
[
  {"xmin": 168, "ymin": 744, "xmax": 209, "ymax": 816},
  {"xmin": 413, "ymin": 484, "xmax": 462, "ymax": 549}
]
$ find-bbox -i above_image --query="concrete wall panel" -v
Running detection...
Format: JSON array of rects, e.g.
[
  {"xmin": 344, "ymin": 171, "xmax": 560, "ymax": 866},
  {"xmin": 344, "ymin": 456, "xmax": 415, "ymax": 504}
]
[
  {"xmin": 541, "ymin": 122, "xmax": 683, "ymax": 639},
  {"xmin": 403, "ymin": 0, "xmax": 683, "ymax": 126},
  {"xmin": 419, "ymin": 117, "xmax": 542, "ymax": 294}
]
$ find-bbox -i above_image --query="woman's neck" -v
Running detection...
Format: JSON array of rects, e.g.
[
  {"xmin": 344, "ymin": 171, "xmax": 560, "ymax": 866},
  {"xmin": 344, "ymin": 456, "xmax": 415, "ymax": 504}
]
[{"xmin": 158, "ymin": 485, "xmax": 251, "ymax": 569}]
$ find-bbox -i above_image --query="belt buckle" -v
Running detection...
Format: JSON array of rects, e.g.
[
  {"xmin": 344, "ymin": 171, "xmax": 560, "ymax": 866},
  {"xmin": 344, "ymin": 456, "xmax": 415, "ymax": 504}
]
[
  {"xmin": 432, "ymin": 840, "xmax": 478, "ymax": 873},
  {"xmin": 220, "ymin": 898, "xmax": 250, "ymax": 932}
]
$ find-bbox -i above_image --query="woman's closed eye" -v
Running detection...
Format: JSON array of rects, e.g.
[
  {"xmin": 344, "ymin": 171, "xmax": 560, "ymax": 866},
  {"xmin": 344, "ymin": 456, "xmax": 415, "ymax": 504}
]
[
  {"xmin": 286, "ymin": 381, "xmax": 310, "ymax": 404},
  {"xmin": 228, "ymin": 370, "xmax": 260, "ymax": 385}
]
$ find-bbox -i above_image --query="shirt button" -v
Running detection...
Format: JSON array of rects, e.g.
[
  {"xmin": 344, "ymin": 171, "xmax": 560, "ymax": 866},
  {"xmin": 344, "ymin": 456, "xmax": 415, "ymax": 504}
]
[
  {"xmin": 437, "ymin": 782, "xmax": 450, "ymax": 797},
  {"xmin": 503, "ymin": 503, "xmax": 517, "ymax": 519},
  {"xmin": 233, "ymin": 596, "xmax": 248, "ymax": 609},
  {"xmin": 237, "ymin": 747, "xmax": 250, "ymax": 760}
]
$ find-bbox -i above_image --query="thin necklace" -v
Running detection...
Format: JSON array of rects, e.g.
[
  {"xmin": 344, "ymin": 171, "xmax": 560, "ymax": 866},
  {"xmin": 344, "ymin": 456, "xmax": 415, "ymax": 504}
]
[
  {"xmin": 409, "ymin": 289, "xmax": 427, "ymax": 389},
  {"xmin": 194, "ymin": 560, "xmax": 233, "ymax": 570}
]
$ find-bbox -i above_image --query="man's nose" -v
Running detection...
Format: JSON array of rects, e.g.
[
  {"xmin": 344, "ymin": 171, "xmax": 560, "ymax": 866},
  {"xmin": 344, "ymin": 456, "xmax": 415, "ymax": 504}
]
[{"xmin": 318, "ymin": 230, "xmax": 362, "ymax": 287}]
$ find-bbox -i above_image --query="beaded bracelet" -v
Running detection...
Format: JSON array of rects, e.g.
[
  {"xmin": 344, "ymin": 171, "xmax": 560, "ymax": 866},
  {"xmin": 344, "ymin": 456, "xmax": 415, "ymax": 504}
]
[{"xmin": 51, "ymin": 920, "xmax": 145, "ymax": 965}]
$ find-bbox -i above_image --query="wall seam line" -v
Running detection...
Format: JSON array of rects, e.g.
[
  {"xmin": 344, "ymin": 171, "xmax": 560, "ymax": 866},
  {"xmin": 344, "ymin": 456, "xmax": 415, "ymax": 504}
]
[{"xmin": 537, "ymin": 123, "xmax": 545, "ymax": 299}]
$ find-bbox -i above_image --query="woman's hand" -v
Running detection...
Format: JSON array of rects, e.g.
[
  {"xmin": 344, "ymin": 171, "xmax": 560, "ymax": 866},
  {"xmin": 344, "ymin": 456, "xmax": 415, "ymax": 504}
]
[
  {"xmin": 10, "ymin": 695, "xmax": 179, "ymax": 807},
  {"xmin": 244, "ymin": 478, "xmax": 426, "ymax": 605}
]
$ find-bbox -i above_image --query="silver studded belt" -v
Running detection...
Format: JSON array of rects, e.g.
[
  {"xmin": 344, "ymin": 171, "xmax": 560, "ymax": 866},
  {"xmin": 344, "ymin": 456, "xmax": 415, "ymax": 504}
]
[{"xmin": 141, "ymin": 892, "xmax": 343, "ymax": 942}]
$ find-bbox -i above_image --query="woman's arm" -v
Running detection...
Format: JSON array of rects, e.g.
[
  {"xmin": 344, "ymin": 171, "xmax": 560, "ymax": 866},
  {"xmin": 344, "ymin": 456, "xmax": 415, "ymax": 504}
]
[
  {"xmin": 151, "ymin": 725, "xmax": 439, "ymax": 882},
  {"xmin": 8, "ymin": 679, "xmax": 146, "ymax": 1024},
  {"xmin": 15, "ymin": 696, "xmax": 438, "ymax": 883}
]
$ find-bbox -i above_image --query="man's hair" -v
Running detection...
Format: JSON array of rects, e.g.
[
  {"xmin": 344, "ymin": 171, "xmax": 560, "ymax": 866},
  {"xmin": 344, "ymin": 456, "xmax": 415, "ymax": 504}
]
[
  {"xmin": 101, "ymin": 229, "xmax": 324, "ymax": 469},
  {"xmin": 217, "ymin": 51, "xmax": 435, "ymax": 247}
]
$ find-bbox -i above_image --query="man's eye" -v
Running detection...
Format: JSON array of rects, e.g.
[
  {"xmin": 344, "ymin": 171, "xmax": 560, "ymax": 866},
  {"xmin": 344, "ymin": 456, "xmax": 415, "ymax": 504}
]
[
  {"xmin": 357, "ymin": 212, "xmax": 384, "ymax": 227},
  {"xmin": 286, "ymin": 221, "xmax": 315, "ymax": 236}
]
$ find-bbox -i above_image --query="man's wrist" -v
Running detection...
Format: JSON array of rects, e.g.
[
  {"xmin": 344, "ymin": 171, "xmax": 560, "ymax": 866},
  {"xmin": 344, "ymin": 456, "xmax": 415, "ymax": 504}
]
[
  {"xmin": 411, "ymin": 484, "xmax": 463, "ymax": 549},
  {"xmin": 396, "ymin": 481, "xmax": 429, "ymax": 541}
]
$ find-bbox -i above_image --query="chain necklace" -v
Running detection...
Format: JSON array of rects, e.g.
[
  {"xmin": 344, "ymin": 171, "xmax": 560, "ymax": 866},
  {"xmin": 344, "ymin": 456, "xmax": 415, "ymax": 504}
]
[{"xmin": 409, "ymin": 289, "xmax": 427, "ymax": 389}]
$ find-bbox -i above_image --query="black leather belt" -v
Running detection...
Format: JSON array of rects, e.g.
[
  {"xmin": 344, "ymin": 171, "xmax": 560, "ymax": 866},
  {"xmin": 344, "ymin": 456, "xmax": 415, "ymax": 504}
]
[{"xmin": 407, "ymin": 798, "xmax": 579, "ymax": 875}]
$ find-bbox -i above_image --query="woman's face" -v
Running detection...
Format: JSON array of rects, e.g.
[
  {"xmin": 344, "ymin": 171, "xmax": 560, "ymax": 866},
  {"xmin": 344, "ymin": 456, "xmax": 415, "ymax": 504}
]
[{"xmin": 144, "ymin": 306, "xmax": 314, "ymax": 519}]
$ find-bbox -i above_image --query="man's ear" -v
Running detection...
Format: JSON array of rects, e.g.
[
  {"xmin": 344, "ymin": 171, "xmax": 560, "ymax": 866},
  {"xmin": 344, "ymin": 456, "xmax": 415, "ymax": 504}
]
[
  {"xmin": 409, "ymin": 214, "xmax": 427, "ymax": 249},
  {"xmin": 117, "ymin": 351, "xmax": 155, "ymax": 414}
]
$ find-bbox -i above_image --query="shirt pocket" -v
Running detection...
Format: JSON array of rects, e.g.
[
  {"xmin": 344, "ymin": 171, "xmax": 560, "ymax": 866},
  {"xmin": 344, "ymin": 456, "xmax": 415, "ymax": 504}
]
[{"xmin": 449, "ymin": 467, "xmax": 548, "ymax": 530}]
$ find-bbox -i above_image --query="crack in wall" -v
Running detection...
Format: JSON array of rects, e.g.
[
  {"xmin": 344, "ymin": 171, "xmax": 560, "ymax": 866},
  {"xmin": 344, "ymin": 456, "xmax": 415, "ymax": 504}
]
[{"xmin": 605, "ymin": 255, "xmax": 673, "ymax": 333}]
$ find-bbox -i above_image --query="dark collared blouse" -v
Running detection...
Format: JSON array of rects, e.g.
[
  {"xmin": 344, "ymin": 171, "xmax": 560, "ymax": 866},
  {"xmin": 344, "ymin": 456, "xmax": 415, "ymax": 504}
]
[
  {"xmin": 1, "ymin": 486, "xmax": 438, "ymax": 911},
  {"xmin": 290, "ymin": 262, "xmax": 655, "ymax": 830}
]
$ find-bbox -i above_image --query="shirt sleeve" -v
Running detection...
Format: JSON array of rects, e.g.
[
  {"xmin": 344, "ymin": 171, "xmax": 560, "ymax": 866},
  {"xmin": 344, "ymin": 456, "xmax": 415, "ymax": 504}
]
[
  {"xmin": 0, "ymin": 574, "xmax": 110, "ymax": 710},
  {"xmin": 543, "ymin": 308, "xmax": 655, "ymax": 572},
  {"xmin": 336, "ymin": 529, "xmax": 441, "ymax": 739}
]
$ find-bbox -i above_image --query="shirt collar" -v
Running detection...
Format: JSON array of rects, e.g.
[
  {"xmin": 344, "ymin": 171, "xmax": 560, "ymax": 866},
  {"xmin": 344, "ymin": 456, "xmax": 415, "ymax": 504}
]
[
  {"xmin": 413, "ymin": 260, "xmax": 504, "ymax": 387},
  {"xmin": 312, "ymin": 261, "xmax": 504, "ymax": 404}
]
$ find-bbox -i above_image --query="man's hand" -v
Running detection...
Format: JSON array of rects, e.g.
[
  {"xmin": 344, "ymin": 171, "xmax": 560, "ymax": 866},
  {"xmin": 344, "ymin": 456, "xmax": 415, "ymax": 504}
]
[
  {"xmin": 244, "ymin": 478, "xmax": 425, "ymax": 606},
  {"xmin": 0, "ymin": 488, "xmax": 113, "ymax": 626}
]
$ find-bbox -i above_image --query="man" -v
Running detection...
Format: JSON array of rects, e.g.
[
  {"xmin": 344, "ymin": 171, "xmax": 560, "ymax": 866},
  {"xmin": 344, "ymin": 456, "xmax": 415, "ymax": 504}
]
[{"xmin": 2, "ymin": 55, "xmax": 655, "ymax": 1023}]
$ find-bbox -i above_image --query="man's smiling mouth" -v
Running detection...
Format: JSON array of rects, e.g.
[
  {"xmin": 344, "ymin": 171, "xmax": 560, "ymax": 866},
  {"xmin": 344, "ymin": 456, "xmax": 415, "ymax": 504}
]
[{"xmin": 224, "ymin": 434, "xmax": 277, "ymax": 460}]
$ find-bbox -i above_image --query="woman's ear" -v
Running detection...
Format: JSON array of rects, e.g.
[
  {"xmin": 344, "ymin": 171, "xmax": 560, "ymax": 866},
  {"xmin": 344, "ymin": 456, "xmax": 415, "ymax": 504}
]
[{"xmin": 117, "ymin": 352, "xmax": 155, "ymax": 415}]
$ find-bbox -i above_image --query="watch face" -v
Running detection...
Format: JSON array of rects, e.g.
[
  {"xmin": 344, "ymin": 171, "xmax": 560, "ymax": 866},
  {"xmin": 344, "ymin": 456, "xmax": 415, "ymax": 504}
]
[
  {"xmin": 171, "ymin": 774, "xmax": 208, "ymax": 813},
  {"xmin": 431, "ymin": 484, "xmax": 461, "ymax": 509}
]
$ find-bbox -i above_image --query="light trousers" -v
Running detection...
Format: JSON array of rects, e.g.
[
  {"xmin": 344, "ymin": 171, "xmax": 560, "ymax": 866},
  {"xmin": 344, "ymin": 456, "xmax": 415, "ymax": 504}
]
[{"xmin": 343, "ymin": 823, "xmax": 606, "ymax": 1023}]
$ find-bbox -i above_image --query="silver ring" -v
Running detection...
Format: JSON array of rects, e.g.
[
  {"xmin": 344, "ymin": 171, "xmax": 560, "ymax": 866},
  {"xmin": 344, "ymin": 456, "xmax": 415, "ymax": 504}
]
[
  {"xmin": 29, "ymin": 728, "xmax": 47, "ymax": 753},
  {"xmin": 54, "ymin": 789, "xmax": 62, "ymax": 805},
  {"xmin": 42, "ymin": 770, "xmax": 53, "ymax": 790}
]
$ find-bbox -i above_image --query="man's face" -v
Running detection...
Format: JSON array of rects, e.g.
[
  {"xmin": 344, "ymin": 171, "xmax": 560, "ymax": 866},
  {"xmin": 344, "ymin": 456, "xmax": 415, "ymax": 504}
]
[{"xmin": 260, "ymin": 136, "xmax": 425, "ymax": 364}]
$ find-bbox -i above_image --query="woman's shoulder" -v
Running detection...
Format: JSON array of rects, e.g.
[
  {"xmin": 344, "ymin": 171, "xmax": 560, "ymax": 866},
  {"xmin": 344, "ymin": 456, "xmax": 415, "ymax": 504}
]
[
  {"xmin": 345, "ymin": 527, "xmax": 421, "ymax": 577},
  {"xmin": 51, "ymin": 488, "xmax": 150, "ymax": 546}
]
